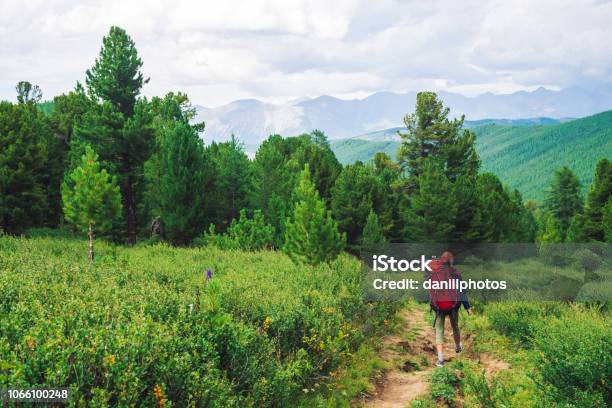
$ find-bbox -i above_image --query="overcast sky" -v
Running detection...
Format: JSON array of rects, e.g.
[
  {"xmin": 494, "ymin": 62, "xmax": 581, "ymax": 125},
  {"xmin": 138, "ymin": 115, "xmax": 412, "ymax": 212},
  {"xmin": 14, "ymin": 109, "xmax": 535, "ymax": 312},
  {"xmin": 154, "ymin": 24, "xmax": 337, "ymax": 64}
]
[{"xmin": 1, "ymin": 0, "xmax": 611, "ymax": 107}]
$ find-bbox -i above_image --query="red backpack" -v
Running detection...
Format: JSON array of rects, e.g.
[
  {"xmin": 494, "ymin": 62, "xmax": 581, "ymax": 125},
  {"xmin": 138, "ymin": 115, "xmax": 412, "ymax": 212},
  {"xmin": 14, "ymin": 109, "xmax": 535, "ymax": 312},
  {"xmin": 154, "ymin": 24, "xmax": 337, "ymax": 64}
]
[{"xmin": 427, "ymin": 258, "xmax": 458, "ymax": 313}]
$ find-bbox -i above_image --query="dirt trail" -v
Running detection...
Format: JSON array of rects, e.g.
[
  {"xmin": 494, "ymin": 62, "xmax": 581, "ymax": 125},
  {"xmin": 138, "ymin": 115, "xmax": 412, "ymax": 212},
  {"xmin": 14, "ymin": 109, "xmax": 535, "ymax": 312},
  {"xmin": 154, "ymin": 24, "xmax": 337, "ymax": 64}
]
[{"xmin": 360, "ymin": 306, "xmax": 507, "ymax": 408}]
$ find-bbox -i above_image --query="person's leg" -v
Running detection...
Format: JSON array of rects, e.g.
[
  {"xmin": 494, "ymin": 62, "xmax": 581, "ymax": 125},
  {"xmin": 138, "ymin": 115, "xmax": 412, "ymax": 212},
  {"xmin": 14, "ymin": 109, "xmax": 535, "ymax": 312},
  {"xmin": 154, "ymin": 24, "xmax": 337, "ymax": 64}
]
[
  {"xmin": 435, "ymin": 312, "xmax": 445, "ymax": 364},
  {"xmin": 450, "ymin": 308, "xmax": 462, "ymax": 352}
]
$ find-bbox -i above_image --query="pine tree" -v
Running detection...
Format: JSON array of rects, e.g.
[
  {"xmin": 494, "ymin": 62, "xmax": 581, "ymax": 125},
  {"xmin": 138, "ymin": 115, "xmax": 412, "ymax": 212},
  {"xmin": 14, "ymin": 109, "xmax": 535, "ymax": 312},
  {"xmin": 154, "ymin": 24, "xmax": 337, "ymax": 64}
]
[
  {"xmin": 538, "ymin": 212, "xmax": 563, "ymax": 243},
  {"xmin": 330, "ymin": 162, "xmax": 386, "ymax": 250},
  {"xmin": 362, "ymin": 209, "xmax": 386, "ymax": 247},
  {"xmin": 397, "ymin": 92, "xmax": 479, "ymax": 188},
  {"xmin": 257, "ymin": 193, "xmax": 288, "ymax": 248},
  {"xmin": 283, "ymin": 165, "xmax": 346, "ymax": 265},
  {"xmin": 144, "ymin": 92, "xmax": 205, "ymax": 224},
  {"xmin": 566, "ymin": 213, "xmax": 589, "ymax": 243},
  {"xmin": 78, "ymin": 27, "xmax": 154, "ymax": 245},
  {"xmin": 603, "ymin": 198, "xmax": 612, "ymax": 242},
  {"xmin": 86, "ymin": 26, "xmax": 146, "ymax": 117},
  {"xmin": 61, "ymin": 146, "xmax": 122, "ymax": 261},
  {"xmin": 403, "ymin": 159, "xmax": 457, "ymax": 243},
  {"xmin": 582, "ymin": 159, "xmax": 612, "ymax": 241},
  {"xmin": 0, "ymin": 100, "xmax": 48, "ymax": 233},
  {"xmin": 50, "ymin": 82, "xmax": 93, "ymax": 144},
  {"xmin": 252, "ymin": 135, "xmax": 296, "ymax": 238},
  {"xmin": 474, "ymin": 173, "xmax": 515, "ymax": 242},
  {"xmin": 292, "ymin": 130, "xmax": 342, "ymax": 200},
  {"xmin": 209, "ymin": 135, "xmax": 253, "ymax": 228},
  {"xmin": 251, "ymin": 132, "xmax": 340, "ymax": 243},
  {"xmin": 514, "ymin": 191, "xmax": 539, "ymax": 242},
  {"xmin": 372, "ymin": 152, "xmax": 403, "ymax": 242},
  {"xmin": 448, "ymin": 175, "xmax": 481, "ymax": 242},
  {"xmin": 159, "ymin": 121, "xmax": 209, "ymax": 245},
  {"xmin": 545, "ymin": 166, "xmax": 582, "ymax": 239}
]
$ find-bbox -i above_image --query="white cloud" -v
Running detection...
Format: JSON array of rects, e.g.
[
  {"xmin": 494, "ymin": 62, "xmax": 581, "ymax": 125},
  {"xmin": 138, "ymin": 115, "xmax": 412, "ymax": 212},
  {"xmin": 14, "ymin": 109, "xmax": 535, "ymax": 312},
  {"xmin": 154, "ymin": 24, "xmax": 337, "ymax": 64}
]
[{"xmin": 1, "ymin": 0, "xmax": 611, "ymax": 106}]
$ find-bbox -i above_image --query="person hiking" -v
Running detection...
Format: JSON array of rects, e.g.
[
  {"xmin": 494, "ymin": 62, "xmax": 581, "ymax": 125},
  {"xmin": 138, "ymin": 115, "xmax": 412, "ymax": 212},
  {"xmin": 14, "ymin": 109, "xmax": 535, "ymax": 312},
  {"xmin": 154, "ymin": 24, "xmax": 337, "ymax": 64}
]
[{"xmin": 426, "ymin": 251, "xmax": 472, "ymax": 367}]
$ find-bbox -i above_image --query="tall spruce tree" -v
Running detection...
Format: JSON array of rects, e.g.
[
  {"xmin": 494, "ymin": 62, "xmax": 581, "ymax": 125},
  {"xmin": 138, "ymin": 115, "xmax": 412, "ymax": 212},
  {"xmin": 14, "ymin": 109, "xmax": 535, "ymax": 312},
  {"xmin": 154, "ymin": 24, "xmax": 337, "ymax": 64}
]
[
  {"xmin": 545, "ymin": 166, "xmax": 582, "ymax": 239},
  {"xmin": 283, "ymin": 164, "xmax": 345, "ymax": 265},
  {"xmin": 397, "ymin": 92, "xmax": 479, "ymax": 188},
  {"xmin": 62, "ymin": 146, "xmax": 122, "ymax": 261},
  {"xmin": 159, "ymin": 121, "xmax": 209, "ymax": 245},
  {"xmin": 86, "ymin": 26, "xmax": 146, "ymax": 117},
  {"xmin": 79, "ymin": 27, "xmax": 154, "ymax": 245},
  {"xmin": 403, "ymin": 159, "xmax": 457, "ymax": 243}
]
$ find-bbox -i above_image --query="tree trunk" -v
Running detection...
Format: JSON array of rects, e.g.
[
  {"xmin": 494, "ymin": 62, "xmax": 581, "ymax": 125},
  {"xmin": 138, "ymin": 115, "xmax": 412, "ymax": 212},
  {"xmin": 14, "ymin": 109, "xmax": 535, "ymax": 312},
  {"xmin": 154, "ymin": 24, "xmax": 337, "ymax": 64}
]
[
  {"xmin": 88, "ymin": 222, "xmax": 94, "ymax": 262},
  {"xmin": 124, "ymin": 176, "xmax": 137, "ymax": 246}
]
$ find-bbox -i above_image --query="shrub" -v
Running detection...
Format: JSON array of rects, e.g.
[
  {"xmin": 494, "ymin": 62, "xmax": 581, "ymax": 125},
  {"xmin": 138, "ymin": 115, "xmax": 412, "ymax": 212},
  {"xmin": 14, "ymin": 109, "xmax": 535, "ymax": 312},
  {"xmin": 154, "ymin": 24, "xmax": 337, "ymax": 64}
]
[
  {"xmin": 0, "ymin": 235, "xmax": 397, "ymax": 405},
  {"xmin": 195, "ymin": 210, "xmax": 275, "ymax": 250},
  {"xmin": 572, "ymin": 248, "xmax": 602, "ymax": 277},
  {"xmin": 533, "ymin": 307, "xmax": 611, "ymax": 406},
  {"xmin": 464, "ymin": 370, "xmax": 495, "ymax": 407},
  {"xmin": 430, "ymin": 366, "xmax": 460, "ymax": 403},
  {"xmin": 487, "ymin": 301, "xmax": 562, "ymax": 345},
  {"xmin": 464, "ymin": 368, "xmax": 545, "ymax": 408},
  {"xmin": 538, "ymin": 243, "xmax": 571, "ymax": 266}
]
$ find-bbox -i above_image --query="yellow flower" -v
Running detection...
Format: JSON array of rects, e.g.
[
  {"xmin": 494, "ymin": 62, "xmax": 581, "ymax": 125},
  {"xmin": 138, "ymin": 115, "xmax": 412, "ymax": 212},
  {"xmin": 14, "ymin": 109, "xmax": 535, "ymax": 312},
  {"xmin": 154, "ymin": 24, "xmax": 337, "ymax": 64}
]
[
  {"xmin": 153, "ymin": 385, "xmax": 165, "ymax": 408},
  {"xmin": 103, "ymin": 354, "xmax": 116, "ymax": 366},
  {"xmin": 263, "ymin": 316, "xmax": 273, "ymax": 333}
]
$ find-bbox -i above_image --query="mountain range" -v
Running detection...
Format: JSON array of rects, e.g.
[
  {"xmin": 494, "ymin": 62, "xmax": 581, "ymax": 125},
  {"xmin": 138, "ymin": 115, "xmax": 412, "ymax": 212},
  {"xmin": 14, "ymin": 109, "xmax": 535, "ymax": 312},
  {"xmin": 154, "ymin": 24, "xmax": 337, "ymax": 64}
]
[{"xmin": 195, "ymin": 86, "xmax": 612, "ymax": 145}]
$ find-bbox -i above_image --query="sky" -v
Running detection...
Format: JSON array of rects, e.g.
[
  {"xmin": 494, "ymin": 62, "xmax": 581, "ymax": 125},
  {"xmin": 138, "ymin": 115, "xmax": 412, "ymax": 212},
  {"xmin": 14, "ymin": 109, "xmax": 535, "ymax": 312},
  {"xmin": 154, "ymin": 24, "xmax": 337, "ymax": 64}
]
[{"xmin": 1, "ymin": 0, "xmax": 611, "ymax": 107}]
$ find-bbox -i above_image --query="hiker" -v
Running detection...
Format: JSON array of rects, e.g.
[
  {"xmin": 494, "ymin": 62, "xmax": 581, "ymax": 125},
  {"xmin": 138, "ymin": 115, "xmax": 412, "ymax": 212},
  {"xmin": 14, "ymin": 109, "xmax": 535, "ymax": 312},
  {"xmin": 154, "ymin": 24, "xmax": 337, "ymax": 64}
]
[{"xmin": 426, "ymin": 251, "xmax": 472, "ymax": 367}]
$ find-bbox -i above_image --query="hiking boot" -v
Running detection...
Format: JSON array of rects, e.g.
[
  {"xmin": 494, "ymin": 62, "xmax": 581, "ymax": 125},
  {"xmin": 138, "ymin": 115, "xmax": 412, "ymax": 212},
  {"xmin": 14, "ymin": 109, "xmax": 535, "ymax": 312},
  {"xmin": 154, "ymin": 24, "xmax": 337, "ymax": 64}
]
[
  {"xmin": 455, "ymin": 344, "xmax": 463, "ymax": 353},
  {"xmin": 436, "ymin": 359, "xmax": 444, "ymax": 367}
]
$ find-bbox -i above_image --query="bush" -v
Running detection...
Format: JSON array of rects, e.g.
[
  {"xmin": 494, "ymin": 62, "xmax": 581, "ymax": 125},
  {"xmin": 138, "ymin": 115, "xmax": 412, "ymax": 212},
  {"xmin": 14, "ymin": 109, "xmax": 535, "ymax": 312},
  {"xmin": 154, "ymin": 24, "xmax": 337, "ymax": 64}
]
[
  {"xmin": 0, "ymin": 235, "xmax": 398, "ymax": 406},
  {"xmin": 573, "ymin": 249, "xmax": 602, "ymax": 272},
  {"xmin": 195, "ymin": 209, "xmax": 275, "ymax": 250},
  {"xmin": 487, "ymin": 301, "xmax": 562, "ymax": 345},
  {"xmin": 533, "ymin": 307, "xmax": 611, "ymax": 406},
  {"xmin": 538, "ymin": 243, "xmax": 571, "ymax": 266},
  {"xmin": 430, "ymin": 366, "xmax": 460, "ymax": 403}
]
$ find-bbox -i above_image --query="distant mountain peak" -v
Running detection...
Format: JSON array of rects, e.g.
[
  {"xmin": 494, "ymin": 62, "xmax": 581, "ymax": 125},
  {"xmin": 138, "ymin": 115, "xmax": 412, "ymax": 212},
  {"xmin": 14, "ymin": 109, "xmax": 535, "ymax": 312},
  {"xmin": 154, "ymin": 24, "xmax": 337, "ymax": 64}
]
[{"xmin": 196, "ymin": 87, "xmax": 612, "ymax": 145}]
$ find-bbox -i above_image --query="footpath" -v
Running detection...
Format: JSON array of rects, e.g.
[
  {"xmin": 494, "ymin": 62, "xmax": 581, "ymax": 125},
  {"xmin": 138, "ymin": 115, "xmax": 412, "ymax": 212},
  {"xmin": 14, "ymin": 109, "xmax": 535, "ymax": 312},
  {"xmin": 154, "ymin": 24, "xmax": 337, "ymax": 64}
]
[{"xmin": 359, "ymin": 306, "xmax": 508, "ymax": 407}]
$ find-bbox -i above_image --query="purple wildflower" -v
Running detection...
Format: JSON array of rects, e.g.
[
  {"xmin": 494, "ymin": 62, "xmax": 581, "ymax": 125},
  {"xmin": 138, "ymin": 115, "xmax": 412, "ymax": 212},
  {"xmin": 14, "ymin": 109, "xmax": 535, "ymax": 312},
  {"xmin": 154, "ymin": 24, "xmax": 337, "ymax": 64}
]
[{"xmin": 206, "ymin": 268, "xmax": 213, "ymax": 281}]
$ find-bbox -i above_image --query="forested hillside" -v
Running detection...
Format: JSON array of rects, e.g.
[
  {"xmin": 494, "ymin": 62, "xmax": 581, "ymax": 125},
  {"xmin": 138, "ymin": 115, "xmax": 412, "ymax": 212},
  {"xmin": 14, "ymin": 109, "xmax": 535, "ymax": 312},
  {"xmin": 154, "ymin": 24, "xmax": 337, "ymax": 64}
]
[
  {"xmin": 476, "ymin": 111, "xmax": 612, "ymax": 200},
  {"xmin": 331, "ymin": 111, "xmax": 612, "ymax": 201},
  {"xmin": 330, "ymin": 138, "xmax": 399, "ymax": 165}
]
